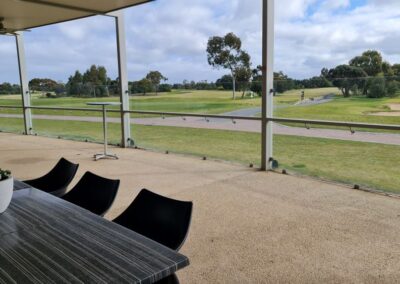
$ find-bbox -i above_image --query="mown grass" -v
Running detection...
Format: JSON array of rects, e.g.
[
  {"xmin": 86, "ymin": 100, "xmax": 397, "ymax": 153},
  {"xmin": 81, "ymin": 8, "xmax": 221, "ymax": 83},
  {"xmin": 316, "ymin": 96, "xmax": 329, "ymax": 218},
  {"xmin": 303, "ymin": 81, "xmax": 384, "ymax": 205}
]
[
  {"xmin": 275, "ymin": 95, "xmax": 400, "ymax": 125},
  {"xmin": 2, "ymin": 88, "xmax": 399, "ymax": 126},
  {"xmin": 0, "ymin": 117, "xmax": 398, "ymax": 194},
  {"xmin": 0, "ymin": 90, "xmax": 262, "ymax": 117}
]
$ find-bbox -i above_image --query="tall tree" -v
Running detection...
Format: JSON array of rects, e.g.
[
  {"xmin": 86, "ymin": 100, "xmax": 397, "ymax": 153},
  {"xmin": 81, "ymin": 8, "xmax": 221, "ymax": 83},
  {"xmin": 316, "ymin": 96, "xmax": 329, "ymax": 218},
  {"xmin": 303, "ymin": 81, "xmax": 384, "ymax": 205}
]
[
  {"xmin": 66, "ymin": 71, "xmax": 83, "ymax": 96},
  {"xmin": 66, "ymin": 65, "xmax": 110, "ymax": 97},
  {"xmin": 349, "ymin": 50, "xmax": 383, "ymax": 76},
  {"xmin": 207, "ymin": 32, "xmax": 251, "ymax": 99},
  {"xmin": 327, "ymin": 65, "xmax": 367, "ymax": 97},
  {"xmin": 29, "ymin": 78, "xmax": 59, "ymax": 92},
  {"xmin": 145, "ymin": 71, "xmax": 167, "ymax": 95}
]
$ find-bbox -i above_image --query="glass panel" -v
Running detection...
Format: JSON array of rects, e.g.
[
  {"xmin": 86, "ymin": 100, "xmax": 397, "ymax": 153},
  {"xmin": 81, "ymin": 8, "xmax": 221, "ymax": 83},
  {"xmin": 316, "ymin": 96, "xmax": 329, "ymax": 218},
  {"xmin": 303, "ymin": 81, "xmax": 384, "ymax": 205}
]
[
  {"xmin": 0, "ymin": 88, "xmax": 24, "ymax": 134},
  {"xmin": 32, "ymin": 108, "xmax": 122, "ymax": 146},
  {"xmin": 131, "ymin": 114, "xmax": 261, "ymax": 167},
  {"xmin": 274, "ymin": 128, "xmax": 400, "ymax": 194}
]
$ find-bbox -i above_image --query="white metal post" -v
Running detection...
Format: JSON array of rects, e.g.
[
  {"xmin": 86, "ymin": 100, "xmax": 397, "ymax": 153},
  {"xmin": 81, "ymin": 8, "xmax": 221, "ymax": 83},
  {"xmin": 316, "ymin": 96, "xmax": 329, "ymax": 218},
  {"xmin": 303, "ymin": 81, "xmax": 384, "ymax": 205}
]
[
  {"xmin": 111, "ymin": 11, "xmax": 131, "ymax": 148},
  {"xmin": 15, "ymin": 32, "xmax": 33, "ymax": 135},
  {"xmin": 261, "ymin": 0, "xmax": 275, "ymax": 170}
]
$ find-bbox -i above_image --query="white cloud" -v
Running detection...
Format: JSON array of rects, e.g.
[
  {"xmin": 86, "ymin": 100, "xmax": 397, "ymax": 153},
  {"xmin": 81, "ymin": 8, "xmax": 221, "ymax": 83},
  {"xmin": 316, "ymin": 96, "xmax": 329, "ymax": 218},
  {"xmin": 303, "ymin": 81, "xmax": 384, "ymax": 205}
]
[{"xmin": 1, "ymin": 0, "xmax": 400, "ymax": 83}]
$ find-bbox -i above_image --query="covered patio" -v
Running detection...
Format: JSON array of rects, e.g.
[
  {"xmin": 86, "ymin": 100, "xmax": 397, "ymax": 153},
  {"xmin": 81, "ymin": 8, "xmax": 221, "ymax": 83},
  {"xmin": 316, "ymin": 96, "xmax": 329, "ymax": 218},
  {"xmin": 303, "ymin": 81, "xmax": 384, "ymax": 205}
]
[
  {"xmin": 2, "ymin": 132, "xmax": 400, "ymax": 282},
  {"xmin": 1, "ymin": 0, "xmax": 400, "ymax": 283}
]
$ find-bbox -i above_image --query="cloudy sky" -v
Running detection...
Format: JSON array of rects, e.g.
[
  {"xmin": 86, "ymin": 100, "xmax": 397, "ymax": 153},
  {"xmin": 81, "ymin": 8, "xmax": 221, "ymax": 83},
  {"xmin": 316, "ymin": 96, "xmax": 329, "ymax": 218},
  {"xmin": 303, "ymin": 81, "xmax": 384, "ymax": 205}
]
[{"xmin": 1, "ymin": 0, "xmax": 400, "ymax": 84}]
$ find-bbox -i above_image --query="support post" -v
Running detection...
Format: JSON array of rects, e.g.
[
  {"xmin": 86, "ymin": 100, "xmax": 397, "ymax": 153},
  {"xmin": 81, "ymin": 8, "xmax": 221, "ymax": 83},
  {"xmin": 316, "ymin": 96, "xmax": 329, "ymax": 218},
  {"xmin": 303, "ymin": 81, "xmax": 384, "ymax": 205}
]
[
  {"xmin": 15, "ymin": 32, "xmax": 33, "ymax": 135},
  {"xmin": 261, "ymin": 0, "xmax": 275, "ymax": 170},
  {"xmin": 112, "ymin": 11, "xmax": 131, "ymax": 147}
]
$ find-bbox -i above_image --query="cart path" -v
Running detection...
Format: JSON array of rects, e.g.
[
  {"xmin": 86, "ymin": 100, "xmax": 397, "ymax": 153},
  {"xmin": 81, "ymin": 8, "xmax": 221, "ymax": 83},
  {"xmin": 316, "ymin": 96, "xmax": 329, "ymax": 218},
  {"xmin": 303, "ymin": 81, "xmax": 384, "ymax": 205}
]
[{"xmin": 1, "ymin": 113, "xmax": 400, "ymax": 146}]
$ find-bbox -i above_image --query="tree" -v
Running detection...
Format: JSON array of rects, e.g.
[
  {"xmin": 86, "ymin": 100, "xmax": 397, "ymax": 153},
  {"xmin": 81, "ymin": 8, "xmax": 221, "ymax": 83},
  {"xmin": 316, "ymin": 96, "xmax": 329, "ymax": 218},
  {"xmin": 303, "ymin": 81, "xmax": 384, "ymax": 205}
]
[
  {"xmin": 66, "ymin": 65, "xmax": 110, "ymax": 97},
  {"xmin": 392, "ymin": 64, "xmax": 400, "ymax": 76},
  {"xmin": 367, "ymin": 77, "xmax": 386, "ymax": 98},
  {"xmin": 158, "ymin": 84, "xmax": 172, "ymax": 92},
  {"xmin": 137, "ymin": 78, "xmax": 153, "ymax": 96},
  {"xmin": 29, "ymin": 78, "xmax": 58, "ymax": 93},
  {"xmin": 386, "ymin": 81, "xmax": 398, "ymax": 97},
  {"xmin": 235, "ymin": 67, "xmax": 253, "ymax": 98},
  {"xmin": 66, "ymin": 71, "xmax": 83, "ymax": 96},
  {"xmin": 274, "ymin": 71, "xmax": 295, "ymax": 94},
  {"xmin": 82, "ymin": 65, "xmax": 109, "ymax": 97},
  {"xmin": 382, "ymin": 61, "xmax": 394, "ymax": 76},
  {"xmin": 216, "ymin": 75, "xmax": 236, "ymax": 91},
  {"xmin": 250, "ymin": 66, "xmax": 262, "ymax": 96},
  {"xmin": 207, "ymin": 32, "xmax": 251, "ymax": 99},
  {"xmin": 349, "ymin": 50, "xmax": 383, "ymax": 76},
  {"xmin": 146, "ymin": 71, "xmax": 167, "ymax": 95},
  {"xmin": 327, "ymin": 65, "xmax": 368, "ymax": 97},
  {"xmin": 0, "ymin": 82, "xmax": 17, "ymax": 94}
]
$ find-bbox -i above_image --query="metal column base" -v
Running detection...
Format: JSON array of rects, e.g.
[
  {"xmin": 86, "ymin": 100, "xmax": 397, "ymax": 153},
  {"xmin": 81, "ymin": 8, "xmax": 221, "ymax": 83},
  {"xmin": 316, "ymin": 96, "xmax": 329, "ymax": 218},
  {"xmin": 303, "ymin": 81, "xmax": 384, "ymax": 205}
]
[{"xmin": 93, "ymin": 153, "xmax": 119, "ymax": 161}]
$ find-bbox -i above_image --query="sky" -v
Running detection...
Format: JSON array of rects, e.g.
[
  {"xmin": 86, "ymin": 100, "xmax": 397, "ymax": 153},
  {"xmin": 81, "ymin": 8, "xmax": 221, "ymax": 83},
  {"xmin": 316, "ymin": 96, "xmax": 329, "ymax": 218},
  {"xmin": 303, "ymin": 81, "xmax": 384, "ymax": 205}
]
[{"xmin": 1, "ymin": 0, "xmax": 400, "ymax": 84}]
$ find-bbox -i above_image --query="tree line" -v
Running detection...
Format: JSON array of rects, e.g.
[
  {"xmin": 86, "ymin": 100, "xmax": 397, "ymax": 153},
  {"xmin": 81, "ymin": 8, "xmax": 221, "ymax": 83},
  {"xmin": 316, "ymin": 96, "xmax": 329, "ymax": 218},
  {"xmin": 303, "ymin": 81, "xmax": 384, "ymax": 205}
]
[
  {"xmin": 0, "ymin": 82, "xmax": 20, "ymax": 94},
  {"xmin": 1, "ymin": 35, "xmax": 399, "ymax": 99},
  {"xmin": 324, "ymin": 50, "xmax": 400, "ymax": 98},
  {"xmin": 206, "ymin": 32, "xmax": 400, "ymax": 99}
]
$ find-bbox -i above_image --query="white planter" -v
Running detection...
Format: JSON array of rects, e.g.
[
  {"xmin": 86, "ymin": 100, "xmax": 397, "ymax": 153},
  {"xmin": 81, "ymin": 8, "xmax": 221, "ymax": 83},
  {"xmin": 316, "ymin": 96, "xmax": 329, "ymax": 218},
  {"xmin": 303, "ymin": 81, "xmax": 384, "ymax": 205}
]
[{"xmin": 0, "ymin": 177, "xmax": 13, "ymax": 214}]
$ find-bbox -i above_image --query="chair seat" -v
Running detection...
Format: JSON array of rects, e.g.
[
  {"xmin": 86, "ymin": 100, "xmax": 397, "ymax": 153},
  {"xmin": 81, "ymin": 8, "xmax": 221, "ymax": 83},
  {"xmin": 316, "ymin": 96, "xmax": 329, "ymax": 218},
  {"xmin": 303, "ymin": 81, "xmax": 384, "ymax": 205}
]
[
  {"xmin": 113, "ymin": 189, "xmax": 193, "ymax": 251},
  {"xmin": 62, "ymin": 171, "xmax": 120, "ymax": 216},
  {"xmin": 23, "ymin": 157, "xmax": 79, "ymax": 197}
]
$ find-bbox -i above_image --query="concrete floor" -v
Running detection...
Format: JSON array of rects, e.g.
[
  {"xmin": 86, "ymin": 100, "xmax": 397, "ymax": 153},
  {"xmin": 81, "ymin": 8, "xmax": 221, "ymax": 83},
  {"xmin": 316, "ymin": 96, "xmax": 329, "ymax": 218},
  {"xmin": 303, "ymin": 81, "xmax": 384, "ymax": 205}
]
[{"xmin": 1, "ymin": 132, "xmax": 400, "ymax": 283}]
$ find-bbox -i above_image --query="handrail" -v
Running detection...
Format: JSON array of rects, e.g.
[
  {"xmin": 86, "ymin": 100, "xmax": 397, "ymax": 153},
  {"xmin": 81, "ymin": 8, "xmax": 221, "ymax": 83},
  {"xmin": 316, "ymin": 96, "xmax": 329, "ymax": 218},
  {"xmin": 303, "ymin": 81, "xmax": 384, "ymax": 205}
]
[
  {"xmin": 1, "ymin": 105, "xmax": 400, "ymax": 131},
  {"xmin": 124, "ymin": 110, "xmax": 261, "ymax": 121},
  {"xmin": 270, "ymin": 117, "xmax": 400, "ymax": 131}
]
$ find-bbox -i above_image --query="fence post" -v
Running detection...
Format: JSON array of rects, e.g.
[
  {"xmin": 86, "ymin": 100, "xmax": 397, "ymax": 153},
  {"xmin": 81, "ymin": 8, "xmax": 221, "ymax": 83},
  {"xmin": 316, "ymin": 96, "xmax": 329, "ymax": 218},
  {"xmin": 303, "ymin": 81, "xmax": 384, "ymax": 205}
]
[
  {"xmin": 261, "ymin": 0, "xmax": 275, "ymax": 170},
  {"xmin": 112, "ymin": 11, "xmax": 131, "ymax": 147},
  {"xmin": 15, "ymin": 32, "xmax": 33, "ymax": 135}
]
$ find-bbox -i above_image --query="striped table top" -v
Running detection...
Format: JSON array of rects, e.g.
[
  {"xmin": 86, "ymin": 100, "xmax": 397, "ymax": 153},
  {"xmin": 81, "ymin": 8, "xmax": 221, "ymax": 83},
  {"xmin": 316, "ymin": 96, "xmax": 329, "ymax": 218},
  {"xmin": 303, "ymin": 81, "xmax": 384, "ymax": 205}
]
[{"xmin": 0, "ymin": 187, "xmax": 189, "ymax": 283}]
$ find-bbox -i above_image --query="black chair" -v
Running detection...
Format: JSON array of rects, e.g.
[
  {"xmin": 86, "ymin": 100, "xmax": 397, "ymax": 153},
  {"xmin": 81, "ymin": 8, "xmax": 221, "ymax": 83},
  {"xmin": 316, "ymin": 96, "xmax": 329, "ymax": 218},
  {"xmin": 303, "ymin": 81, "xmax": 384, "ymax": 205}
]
[
  {"xmin": 62, "ymin": 171, "xmax": 120, "ymax": 216},
  {"xmin": 24, "ymin": 158, "xmax": 79, "ymax": 197},
  {"xmin": 113, "ymin": 189, "xmax": 193, "ymax": 251}
]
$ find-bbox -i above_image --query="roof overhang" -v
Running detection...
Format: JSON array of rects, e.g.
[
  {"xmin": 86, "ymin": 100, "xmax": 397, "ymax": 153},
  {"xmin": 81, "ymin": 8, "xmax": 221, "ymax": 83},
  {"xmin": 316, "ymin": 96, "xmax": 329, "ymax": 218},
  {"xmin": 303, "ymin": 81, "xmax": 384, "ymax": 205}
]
[{"xmin": 0, "ymin": 0, "xmax": 152, "ymax": 32}]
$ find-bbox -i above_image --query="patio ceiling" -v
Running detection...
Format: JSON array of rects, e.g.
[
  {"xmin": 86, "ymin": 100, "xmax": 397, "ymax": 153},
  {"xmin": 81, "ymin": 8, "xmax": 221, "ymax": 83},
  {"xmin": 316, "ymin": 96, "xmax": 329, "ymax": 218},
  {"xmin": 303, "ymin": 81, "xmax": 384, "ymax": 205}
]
[{"xmin": 0, "ymin": 0, "xmax": 152, "ymax": 32}]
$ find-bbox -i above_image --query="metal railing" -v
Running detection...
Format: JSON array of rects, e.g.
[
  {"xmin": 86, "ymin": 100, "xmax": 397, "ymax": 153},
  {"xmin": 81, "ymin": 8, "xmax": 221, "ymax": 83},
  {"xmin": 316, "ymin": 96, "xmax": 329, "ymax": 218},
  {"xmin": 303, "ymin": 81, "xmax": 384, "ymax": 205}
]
[{"xmin": 1, "ymin": 105, "xmax": 400, "ymax": 131}]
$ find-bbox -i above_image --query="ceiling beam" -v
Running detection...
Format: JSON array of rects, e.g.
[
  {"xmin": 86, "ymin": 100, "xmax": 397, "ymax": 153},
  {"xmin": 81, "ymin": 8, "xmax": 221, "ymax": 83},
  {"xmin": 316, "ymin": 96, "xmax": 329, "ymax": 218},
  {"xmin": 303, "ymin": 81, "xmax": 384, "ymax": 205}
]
[{"xmin": 16, "ymin": 0, "xmax": 104, "ymax": 14}]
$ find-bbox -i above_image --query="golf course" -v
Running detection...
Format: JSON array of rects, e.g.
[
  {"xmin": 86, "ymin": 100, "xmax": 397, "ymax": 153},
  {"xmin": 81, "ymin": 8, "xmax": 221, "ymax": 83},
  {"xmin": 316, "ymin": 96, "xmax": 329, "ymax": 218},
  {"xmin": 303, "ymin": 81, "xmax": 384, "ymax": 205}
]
[{"xmin": 1, "ymin": 87, "xmax": 399, "ymax": 193}]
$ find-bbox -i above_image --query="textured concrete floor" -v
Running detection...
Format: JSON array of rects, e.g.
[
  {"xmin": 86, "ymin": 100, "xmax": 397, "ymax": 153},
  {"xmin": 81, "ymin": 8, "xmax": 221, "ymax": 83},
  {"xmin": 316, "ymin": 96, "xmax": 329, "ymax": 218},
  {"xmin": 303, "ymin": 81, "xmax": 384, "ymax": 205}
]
[{"xmin": 1, "ymin": 133, "xmax": 400, "ymax": 283}]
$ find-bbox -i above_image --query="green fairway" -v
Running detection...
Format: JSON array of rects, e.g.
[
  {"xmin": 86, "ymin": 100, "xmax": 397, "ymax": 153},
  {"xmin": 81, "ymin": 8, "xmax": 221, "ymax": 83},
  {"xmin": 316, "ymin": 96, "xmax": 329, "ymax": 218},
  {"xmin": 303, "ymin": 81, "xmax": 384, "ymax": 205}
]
[
  {"xmin": 0, "ymin": 87, "xmax": 340, "ymax": 118},
  {"xmin": 274, "ymin": 87, "xmax": 341, "ymax": 105},
  {"xmin": 0, "ymin": 90, "xmax": 262, "ymax": 117},
  {"xmin": 0, "ymin": 117, "xmax": 398, "ymax": 194},
  {"xmin": 2, "ymin": 88, "xmax": 400, "ymax": 127},
  {"xmin": 275, "ymin": 95, "xmax": 400, "ymax": 125}
]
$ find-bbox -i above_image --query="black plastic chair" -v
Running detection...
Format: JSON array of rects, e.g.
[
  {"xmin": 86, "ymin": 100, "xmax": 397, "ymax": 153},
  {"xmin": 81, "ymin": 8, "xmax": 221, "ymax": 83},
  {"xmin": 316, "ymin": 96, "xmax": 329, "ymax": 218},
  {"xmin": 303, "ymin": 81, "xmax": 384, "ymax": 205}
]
[
  {"xmin": 62, "ymin": 171, "xmax": 120, "ymax": 216},
  {"xmin": 24, "ymin": 158, "xmax": 79, "ymax": 197},
  {"xmin": 113, "ymin": 189, "xmax": 193, "ymax": 251}
]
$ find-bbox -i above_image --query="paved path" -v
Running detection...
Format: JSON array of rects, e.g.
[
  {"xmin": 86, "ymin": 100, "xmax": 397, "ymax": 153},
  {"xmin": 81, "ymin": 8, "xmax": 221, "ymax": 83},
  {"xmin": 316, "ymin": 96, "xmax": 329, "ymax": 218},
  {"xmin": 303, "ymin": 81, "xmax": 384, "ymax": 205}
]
[{"xmin": 1, "ymin": 113, "xmax": 400, "ymax": 145}]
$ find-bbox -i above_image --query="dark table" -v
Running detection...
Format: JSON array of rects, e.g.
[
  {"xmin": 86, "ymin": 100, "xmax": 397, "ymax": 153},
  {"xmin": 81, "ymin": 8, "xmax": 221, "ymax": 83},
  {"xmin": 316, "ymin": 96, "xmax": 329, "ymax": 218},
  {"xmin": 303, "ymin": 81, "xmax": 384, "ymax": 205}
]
[{"xmin": 0, "ymin": 185, "xmax": 189, "ymax": 283}]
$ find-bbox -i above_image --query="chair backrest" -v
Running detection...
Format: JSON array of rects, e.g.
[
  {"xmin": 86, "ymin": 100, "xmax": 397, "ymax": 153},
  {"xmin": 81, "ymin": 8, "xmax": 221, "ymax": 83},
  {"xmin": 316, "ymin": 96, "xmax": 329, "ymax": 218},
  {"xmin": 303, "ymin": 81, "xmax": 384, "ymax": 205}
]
[
  {"xmin": 24, "ymin": 157, "xmax": 79, "ymax": 197},
  {"xmin": 113, "ymin": 189, "xmax": 193, "ymax": 251},
  {"xmin": 62, "ymin": 171, "xmax": 120, "ymax": 216}
]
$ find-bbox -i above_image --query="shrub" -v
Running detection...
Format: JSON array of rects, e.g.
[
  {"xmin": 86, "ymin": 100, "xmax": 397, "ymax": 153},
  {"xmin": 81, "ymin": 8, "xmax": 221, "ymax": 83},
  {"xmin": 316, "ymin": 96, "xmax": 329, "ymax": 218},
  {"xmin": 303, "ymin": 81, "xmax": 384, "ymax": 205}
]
[
  {"xmin": 0, "ymin": 169, "xmax": 11, "ymax": 181},
  {"xmin": 367, "ymin": 78, "xmax": 386, "ymax": 98},
  {"xmin": 386, "ymin": 81, "xmax": 399, "ymax": 97},
  {"xmin": 158, "ymin": 84, "xmax": 172, "ymax": 92}
]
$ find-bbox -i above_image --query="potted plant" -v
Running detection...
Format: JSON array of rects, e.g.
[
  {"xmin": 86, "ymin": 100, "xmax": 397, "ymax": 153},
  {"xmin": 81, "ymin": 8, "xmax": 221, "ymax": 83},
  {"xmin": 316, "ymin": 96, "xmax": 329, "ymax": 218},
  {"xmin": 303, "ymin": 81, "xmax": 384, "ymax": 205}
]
[{"xmin": 0, "ymin": 169, "xmax": 13, "ymax": 213}]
